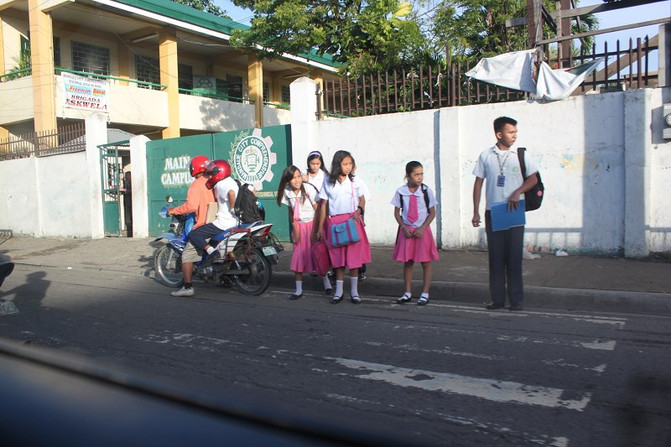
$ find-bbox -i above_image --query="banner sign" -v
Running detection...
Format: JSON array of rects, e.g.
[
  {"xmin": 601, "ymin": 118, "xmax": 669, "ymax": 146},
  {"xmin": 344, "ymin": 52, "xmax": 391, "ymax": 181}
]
[{"xmin": 62, "ymin": 72, "xmax": 109, "ymax": 112}]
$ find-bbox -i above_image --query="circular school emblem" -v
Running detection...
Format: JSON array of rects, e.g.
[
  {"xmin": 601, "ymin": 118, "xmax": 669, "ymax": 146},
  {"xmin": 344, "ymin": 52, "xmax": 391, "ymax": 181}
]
[{"xmin": 229, "ymin": 129, "xmax": 276, "ymax": 190}]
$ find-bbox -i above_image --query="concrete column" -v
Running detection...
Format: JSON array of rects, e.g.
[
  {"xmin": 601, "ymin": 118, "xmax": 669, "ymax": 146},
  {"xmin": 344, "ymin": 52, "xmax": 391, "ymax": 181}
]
[
  {"xmin": 623, "ymin": 89, "xmax": 650, "ymax": 257},
  {"xmin": 247, "ymin": 53, "xmax": 264, "ymax": 127},
  {"xmin": 312, "ymin": 70, "xmax": 324, "ymax": 117},
  {"xmin": 85, "ymin": 113, "xmax": 108, "ymax": 239},
  {"xmin": 159, "ymin": 27, "xmax": 180, "ymax": 139},
  {"xmin": 130, "ymin": 135, "xmax": 150, "ymax": 238},
  {"xmin": 659, "ymin": 23, "xmax": 670, "ymax": 87},
  {"xmin": 0, "ymin": 18, "xmax": 5, "ymax": 76},
  {"xmin": 438, "ymin": 107, "xmax": 462, "ymax": 249},
  {"xmin": 28, "ymin": 0, "xmax": 57, "ymax": 133},
  {"xmin": 118, "ymin": 40, "xmax": 130, "ymax": 86},
  {"xmin": 289, "ymin": 77, "xmax": 318, "ymax": 164}
]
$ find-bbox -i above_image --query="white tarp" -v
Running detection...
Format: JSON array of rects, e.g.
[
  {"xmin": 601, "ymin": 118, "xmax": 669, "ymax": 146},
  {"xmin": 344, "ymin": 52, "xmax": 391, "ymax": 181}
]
[{"xmin": 465, "ymin": 50, "xmax": 604, "ymax": 101}]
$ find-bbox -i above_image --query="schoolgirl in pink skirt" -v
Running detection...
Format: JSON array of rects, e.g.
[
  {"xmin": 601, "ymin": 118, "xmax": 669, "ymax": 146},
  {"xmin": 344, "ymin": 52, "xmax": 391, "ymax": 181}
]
[
  {"xmin": 391, "ymin": 161, "xmax": 440, "ymax": 306},
  {"xmin": 316, "ymin": 150, "xmax": 371, "ymax": 304},
  {"xmin": 277, "ymin": 166, "xmax": 332, "ymax": 299}
]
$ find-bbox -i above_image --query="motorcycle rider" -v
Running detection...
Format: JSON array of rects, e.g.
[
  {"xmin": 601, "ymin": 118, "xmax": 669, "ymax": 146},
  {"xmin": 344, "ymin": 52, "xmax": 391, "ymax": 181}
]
[
  {"xmin": 169, "ymin": 155, "xmax": 216, "ymax": 297},
  {"xmin": 187, "ymin": 159, "xmax": 239, "ymax": 268}
]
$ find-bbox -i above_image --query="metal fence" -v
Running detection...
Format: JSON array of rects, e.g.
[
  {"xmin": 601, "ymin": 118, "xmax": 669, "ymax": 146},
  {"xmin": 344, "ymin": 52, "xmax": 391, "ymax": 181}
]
[
  {"xmin": 0, "ymin": 123, "xmax": 86, "ymax": 161},
  {"xmin": 322, "ymin": 35, "xmax": 659, "ymax": 118}
]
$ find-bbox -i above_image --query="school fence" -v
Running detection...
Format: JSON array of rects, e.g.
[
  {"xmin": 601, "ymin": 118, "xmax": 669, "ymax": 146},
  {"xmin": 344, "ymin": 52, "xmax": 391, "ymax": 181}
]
[{"xmin": 0, "ymin": 123, "xmax": 86, "ymax": 161}]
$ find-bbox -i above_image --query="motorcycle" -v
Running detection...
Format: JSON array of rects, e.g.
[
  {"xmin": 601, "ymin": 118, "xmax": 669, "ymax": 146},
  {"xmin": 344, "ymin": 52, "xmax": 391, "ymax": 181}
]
[{"xmin": 153, "ymin": 197, "xmax": 283, "ymax": 296}]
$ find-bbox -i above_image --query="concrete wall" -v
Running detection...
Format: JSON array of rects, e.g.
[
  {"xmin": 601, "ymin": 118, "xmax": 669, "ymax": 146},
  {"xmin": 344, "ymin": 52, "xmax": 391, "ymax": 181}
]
[
  {"xmin": 291, "ymin": 78, "xmax": 671, "ymax": 257},
  {"xmin": 0, "ymin": 151, "xmax": 91, "ymax": 237}
]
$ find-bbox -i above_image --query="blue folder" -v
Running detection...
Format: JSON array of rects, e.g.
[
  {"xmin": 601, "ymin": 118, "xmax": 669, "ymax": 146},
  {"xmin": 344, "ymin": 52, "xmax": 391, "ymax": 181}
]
[{"xmin": 490, "ymin": 200, "xmax": 526, "ymax": 231}]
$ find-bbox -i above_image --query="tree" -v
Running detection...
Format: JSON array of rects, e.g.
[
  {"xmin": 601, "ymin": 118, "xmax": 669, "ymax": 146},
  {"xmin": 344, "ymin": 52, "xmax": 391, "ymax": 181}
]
[
  {"xmin": 431, "ymin": 0, "xmax": 598, "ymax": 66},
  {"xmin": 172, "ymin": 0, "xmax": 227, "ymax": 17},
  {"xmin": 228, "ymin": 0, "xmax": 435, "ymax": 75}
]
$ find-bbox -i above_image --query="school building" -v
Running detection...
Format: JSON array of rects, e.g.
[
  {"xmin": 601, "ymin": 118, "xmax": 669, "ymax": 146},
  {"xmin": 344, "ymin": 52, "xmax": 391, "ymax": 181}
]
[{"xmin": 0, "ymin": 0, "xmax": 338, "ymax": 140}]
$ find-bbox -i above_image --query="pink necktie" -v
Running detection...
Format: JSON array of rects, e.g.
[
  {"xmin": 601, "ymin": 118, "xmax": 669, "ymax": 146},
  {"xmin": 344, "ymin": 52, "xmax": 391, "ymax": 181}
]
[
  {"xmin": 293, "ymin": 196, "xmax": 301, "ymax": 222},
  {"xmin": 407, "ymin": 194, "xmax": 419, "ymax": 224}
]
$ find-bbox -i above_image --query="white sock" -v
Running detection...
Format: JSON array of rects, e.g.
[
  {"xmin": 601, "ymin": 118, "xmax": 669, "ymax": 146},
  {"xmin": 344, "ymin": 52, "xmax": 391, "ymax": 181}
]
[
  {"xmin": 401, "ymin": 292, "xmax": 411, "ymax": 299},
  {"xmin": 295, "ymin": 280, "xmax": 303, "ymax": 295},
  {"xmin": 206, "ymin": 246, "xmax": 215, "ymax": 255},
  {"xmin": 335, "ymin": 280, "xmax": 344, "ymax": 297},
  {"xmin": 420, "ymin": 292, "xmax": 429, "ymax": 300},
  {"xmin": 322, "ymin": 276, "xmax": 331, "ymax": 289},
  {"xmin": 350, "ymin": 276, "xmax": 359, "ymax": 297}
]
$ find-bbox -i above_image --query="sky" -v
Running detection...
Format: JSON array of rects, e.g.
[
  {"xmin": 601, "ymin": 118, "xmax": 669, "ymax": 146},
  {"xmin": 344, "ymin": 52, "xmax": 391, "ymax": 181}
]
[{"xmin": 214, "ymin": 0, "xmax": 670, "ymax": 54}]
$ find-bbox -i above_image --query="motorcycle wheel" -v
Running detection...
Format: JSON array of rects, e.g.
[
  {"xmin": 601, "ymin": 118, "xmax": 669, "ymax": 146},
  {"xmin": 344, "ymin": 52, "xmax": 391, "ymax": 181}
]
[
  {"xmin": 154, "ymin": 245, "xmax": 184, "ymax": 287},
  {"xmin": 232, "ymin": 248, "xmax": 272, "ymax": 296}
]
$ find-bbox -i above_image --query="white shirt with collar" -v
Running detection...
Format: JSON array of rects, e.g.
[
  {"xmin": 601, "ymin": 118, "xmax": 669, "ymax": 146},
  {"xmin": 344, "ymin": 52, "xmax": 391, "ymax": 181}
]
[
  {"xmin": 472, "ymin": 145, "xmax": 539, "ymax": 210},
  {"xmin": 281, "ymin": 185, "xmax": 318, "ymax": 223},
  {"xmin": 390, "ymin": 184, "xmax": 437, "ymax": 226},
  {"xmin": 318, "ymin": 175, "xmax": 370, "ymax": 216}
]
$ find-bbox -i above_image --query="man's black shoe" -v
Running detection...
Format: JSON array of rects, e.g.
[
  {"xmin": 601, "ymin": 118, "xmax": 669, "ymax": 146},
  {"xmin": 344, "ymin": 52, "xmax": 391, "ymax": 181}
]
[
  {"xmin": 509, "ymin": 304, "xmax": 524, "ymax": 311},
  {"xmin": 486, "ymin": 303, "xmax": 505, "ymax": 310}
]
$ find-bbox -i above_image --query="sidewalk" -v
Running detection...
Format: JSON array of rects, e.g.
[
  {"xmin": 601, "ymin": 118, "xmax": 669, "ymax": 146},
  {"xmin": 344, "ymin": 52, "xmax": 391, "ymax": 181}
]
[{"xmin": 1, "ymin": 235, "xmax": 670, "ymax": 315}]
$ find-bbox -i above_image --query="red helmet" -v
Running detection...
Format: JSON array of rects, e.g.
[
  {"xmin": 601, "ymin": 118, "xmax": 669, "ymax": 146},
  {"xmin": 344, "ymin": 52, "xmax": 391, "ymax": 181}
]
[
  {"xmin": 205, "ymin": 160, "xmax": 232, "ymax": 189},
  {"xmin": 189, "ymin": 155, "xmax": 210, "ymax": 177}
]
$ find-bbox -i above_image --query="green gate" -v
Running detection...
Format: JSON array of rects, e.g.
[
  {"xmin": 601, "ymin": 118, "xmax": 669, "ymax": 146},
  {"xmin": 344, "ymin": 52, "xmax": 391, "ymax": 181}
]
[
  {"xmin": 146, "ymin": 125, "xmax": 292, "ymax": 239},
  {"xmin": 99, "ymin": 140, "xmax": 129, "ymax": 236}
]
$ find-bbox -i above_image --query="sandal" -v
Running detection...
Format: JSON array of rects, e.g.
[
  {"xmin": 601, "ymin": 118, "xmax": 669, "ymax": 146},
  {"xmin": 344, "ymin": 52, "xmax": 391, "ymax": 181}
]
[{"xmin": 396, "ymin": 293, "xmax": 412, "ymax": 304}]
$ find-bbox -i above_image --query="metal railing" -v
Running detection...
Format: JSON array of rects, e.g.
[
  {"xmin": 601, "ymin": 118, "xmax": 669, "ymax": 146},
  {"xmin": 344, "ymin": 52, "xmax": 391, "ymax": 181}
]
[
  {"xmin": 0, "ymin": 123, "xmax": 86, "ymax": 161},
  {"xmin": 322, "ymin": 34, "xmax": 660, "ymax": 118}
]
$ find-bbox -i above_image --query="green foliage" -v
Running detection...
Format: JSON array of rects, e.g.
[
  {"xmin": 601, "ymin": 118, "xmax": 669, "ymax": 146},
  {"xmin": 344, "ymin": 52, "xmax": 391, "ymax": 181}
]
[
  {"xmin": 229, "ymin": 0, "xmax": 435, "ymax": 76},
  {"xmin": 171, "ymin": 0, "xmax": 227, "ymax": 17},
  {"xmin": 432, "ymin": 0, "xmax": 598, "ymax": 66}
]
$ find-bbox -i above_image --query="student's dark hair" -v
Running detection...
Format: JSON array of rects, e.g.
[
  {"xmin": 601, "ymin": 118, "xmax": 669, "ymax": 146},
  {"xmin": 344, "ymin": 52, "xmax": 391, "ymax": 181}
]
[
  {"xmin": 493, "ymin": 116, "xmax": 517, "ymax": 133},
  {"xmin": 405, "ymin": 161, "xmax": 423, "ymax": 180},
  {"xmin": 276, "ymin": 165, "xmax": 306, "ymax": 206},
  {"xmin": 307, "ymin": 151, "xmax": 329, "ymax": 175},
  {"xmin": 328, "ymin": 150, "xmax": 355, "ymax": 185}
]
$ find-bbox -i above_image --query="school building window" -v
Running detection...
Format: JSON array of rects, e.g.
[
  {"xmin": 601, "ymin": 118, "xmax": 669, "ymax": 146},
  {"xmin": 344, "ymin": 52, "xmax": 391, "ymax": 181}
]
[
  {"xmin": 72, "ymin": 41, "xmax": 109, "ymax": 75},
  {"xmin": 263, "ymin": 82, "xmax": 269, "ymax": 103},
  {"xmin": 281, "ymin": 85, "xmax": 290, "ymax": 104},
  {"xmin": 135, "ymin": 55, "xmax": 160, "ymax": 89}
]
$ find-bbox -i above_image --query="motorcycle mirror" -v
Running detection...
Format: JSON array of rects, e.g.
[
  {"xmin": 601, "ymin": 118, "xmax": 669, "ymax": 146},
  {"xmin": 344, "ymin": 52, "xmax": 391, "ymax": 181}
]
[{"xmin": 166, "ymin": 195, "xmax": 173, "ymax": 203}]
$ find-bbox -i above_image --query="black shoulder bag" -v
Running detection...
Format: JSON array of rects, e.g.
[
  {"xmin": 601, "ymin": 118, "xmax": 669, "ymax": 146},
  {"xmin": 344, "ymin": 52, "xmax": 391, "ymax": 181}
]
[{"xmin": 517, "ymin": 147, "xmax": 544, "ymax": 211}]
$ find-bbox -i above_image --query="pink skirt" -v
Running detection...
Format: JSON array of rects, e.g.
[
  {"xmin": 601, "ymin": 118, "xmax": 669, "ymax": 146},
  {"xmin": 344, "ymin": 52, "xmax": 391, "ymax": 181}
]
[
  {"xmin": 325, "ymin": 213, "xmax": 371, "ymax": 269},
  {"xmin": 392, "ymin": 225, "xmax": 440, "ymax": 263},
  {"xmin": 290, "ymin": 220, "xmax": 315, "ymax": 273}
]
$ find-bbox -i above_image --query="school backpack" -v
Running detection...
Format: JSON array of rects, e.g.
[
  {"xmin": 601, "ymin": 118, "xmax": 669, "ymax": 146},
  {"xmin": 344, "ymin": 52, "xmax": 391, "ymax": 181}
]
[
  {"xmin": 233, "ymin": 179, "xmax": 264, "ymax": 223},
  {"xmin": 517, "ymin": 148, "xmax": 544, "ymax": 211}
]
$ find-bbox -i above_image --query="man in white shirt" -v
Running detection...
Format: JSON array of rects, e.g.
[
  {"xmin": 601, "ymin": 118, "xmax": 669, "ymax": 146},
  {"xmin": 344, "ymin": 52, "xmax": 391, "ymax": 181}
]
[{"xmin": 472, "ymin": 117, "xmax": 539, "ymax": 311}]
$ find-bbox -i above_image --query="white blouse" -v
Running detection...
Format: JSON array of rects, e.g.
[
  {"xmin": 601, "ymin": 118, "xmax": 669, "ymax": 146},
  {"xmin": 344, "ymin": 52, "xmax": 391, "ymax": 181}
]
[
  {"xmin": 318, "ymin": 175, "xmax": 370, "ymax": 216},
  {"xmin": 281, "ymin": 185, "xmax": 318, "ymax": 222}
]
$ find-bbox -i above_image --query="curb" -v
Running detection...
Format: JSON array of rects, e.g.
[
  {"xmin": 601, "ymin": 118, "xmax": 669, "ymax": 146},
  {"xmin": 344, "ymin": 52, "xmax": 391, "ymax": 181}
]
[
  {"xmin": 271, "ymin": 271, "xmax": 671, "ymax": 316},
  {"xmin": 10, "ymin": 261, "xmax": 671, "ymax": 316}
]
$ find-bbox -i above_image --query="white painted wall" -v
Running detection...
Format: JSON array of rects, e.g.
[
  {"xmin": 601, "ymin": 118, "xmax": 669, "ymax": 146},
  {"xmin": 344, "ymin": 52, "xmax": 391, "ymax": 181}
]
[
  {"xmin": 290, "ymin": 78, "xmax": 671, "ymax": 256},
  {"xmin": 1, "ymin": 79, "xmax": 669, "ymax": 256}
]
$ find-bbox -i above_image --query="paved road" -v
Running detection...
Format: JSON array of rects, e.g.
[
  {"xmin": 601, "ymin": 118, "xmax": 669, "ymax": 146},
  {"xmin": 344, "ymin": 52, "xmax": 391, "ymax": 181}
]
[{"xmin": 1, "ymin": 264, "xmax": 670, "ymax": 446}]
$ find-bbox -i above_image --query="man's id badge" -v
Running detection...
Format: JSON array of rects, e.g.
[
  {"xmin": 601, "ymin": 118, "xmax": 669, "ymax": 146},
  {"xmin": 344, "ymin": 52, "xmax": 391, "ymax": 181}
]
[{"xmin": 497, "ymin": 175, "xmax": 506, "ymax": 187}]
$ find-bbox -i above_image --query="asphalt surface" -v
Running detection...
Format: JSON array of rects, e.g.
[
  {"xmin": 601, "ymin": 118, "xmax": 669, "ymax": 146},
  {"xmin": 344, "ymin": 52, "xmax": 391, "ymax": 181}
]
[{"xmin": 1, "ymin": 234, "xmax": 670, "ymax": 315}]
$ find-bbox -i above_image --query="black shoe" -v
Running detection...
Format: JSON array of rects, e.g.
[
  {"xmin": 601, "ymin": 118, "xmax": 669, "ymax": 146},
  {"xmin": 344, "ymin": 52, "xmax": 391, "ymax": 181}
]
[
  {"xmin": 486, "ymin": 302, "xmax": 505, "ymax": 310},
  {"xmin": 417, "ymin": 297, "xmax": 429, "ymax": 306},
  {"xmin": 396, "ymin": 295, "xmax": 412, "ymax": 304},
  {"xmin": 331, "ymin": 295, "xmax": 343, "ymax": 304},
  {"xmin": 325, "ymin": 288, "xmax": 333, "ymax": 295},
  {"xmin": 509, "ymin": 304, "xmax": 524, "ymax": 311},
  {"xmin": 202, "ymin": 250, "xmax": 221, "ymax": 267},
  {"xmin": 350, "ymin": 295, "xmax": 361, "ymax": 304},
  {"xmin": 289, "ymin": 293, "xmax": 303, "ymax": 300}
]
